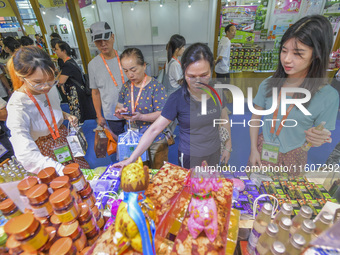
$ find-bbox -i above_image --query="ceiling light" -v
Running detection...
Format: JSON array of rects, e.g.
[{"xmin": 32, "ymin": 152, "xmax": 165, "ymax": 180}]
[
  {"xmin": 91, "ymin": 5, "xmax": 95, "ymax": 8},
  {"xmin": 188, "ymin": 0, "xmax": 193, "ymax": 8},
  {"xmin": 42, "ymin": 11, "xmax": 46, "ymax": 15},
  {"xmin": 160, "ymin": 0, "xmax": 164, "ymax": 7}
]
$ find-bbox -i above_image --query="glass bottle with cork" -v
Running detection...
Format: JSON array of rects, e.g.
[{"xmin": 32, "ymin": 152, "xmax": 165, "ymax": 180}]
[
  {"xmin": 276, "ymin": 217, "xmax": 292, "ymax": 245},
  {"xmin": 290, "ymin": 205, "xmax": 313, "ymax": 235},
  {"xmin": 313, "ymin": 211, "xmax": 333, "ymax": 238},
  {"xmin": 255, "ymin": 223, "xmax": 279, "ymax": 255},
  {"xmin": 295, "ymin": 219, "xmax": 315, "ymax": 248},
  {"xmin": 247, "ymin": 203, "xmax": 273, "ymax": 254},
  {"xmin": 273, "ymin": 203, "xmax": 293, "ymax": 225},
  {"xmin": 285, "ymin": 233, "xmax": 306, "ymax": 255}
]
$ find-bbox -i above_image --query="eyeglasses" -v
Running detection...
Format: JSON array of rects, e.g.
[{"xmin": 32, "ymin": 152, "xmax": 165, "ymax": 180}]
[
  {"xmin": 186, "ymin": 75, "xmax": 211, "ymax": 85},
  {"xmin": 24, "ymin": 78, "xmax": 59, "ymax": 90}
]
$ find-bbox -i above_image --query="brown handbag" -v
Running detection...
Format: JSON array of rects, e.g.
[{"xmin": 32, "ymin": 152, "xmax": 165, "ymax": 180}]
[{"xmin": 163, "ymin": 130, "xmax": 175, "ymax": 146}]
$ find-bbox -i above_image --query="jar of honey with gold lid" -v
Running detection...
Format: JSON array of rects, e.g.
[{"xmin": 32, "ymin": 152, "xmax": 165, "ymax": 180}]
[
  {"xmin": 63, "ymin": 164, "xmax": 86, "ymax": 192},
  {"xmin": 78, "ymin": 203, "xmax": 97, "ymax": 234},
  {"xmin": 37, "ymin": 168, "xmax": 58, "ymax": 193},
  {"xmin": 0, "ymin": 199, "xmax": 22, "ymax": 219},
  {"xmin": 49, "ymin": 188, "xmax": 79, "ymax": 224},
  {"xmin": 49, "ymin": 237, "xmax": 77, "ymax": 255},
  {"xmin": 6, "ymin": 234, "xmax": 23, "ymax": 254},
  {"xmin": 17, "ymin": 178, "xmax": 39, "ymax": 209},
  {"xmin": 78, "ymin": 182, "xmax": 96, "ymax": 208},
  {"xmin": 4, "ymin": 213, "xmax": 49, "ymax": 252},
  {"xmin": 26, "ymin": 184, "xmax": 53, "ymax": 218},
  {"xmin": 50, "ymin": 176, "xmax": 80, "ymax": 203},
  {"xmin": 58, "ymin": 220, "xmax": 87, "ymax": 252}
]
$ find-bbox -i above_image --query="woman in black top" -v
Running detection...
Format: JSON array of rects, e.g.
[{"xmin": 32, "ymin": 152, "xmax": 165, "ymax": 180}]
[{"xmin": 54, "ymin": 41, "xmax": 95, "ymax": 123}]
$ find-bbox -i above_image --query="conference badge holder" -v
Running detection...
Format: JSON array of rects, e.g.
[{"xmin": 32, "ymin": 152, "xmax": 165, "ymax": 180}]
[
  {"xmin": 261, "ymin": 141, "xmax": 280, "ymax": 164},
  {"xmin": 53, "ymin": 139, "xmax": 73, "ymax": 164}
]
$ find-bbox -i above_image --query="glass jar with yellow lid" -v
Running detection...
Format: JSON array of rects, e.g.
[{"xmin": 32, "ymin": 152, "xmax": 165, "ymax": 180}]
[{"xmin": 78, "ymin": 203, "xmax": 97, "ymax": 234}]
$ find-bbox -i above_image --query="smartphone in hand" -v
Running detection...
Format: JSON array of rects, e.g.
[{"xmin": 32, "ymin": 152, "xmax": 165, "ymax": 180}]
[{"xmin": 120, "ymin": 112, "xmax": 134, "ymax": 117}]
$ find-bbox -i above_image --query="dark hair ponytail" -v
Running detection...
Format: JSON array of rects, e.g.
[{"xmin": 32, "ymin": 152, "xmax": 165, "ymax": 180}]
[
  {"xmin": 3, "ymin": 36, "xmax": 20, "ymax": 53},
  {"xmin": 56, "ymin": 41, "xmax": 77, "ymax": 58},
  {"xmin": 166, "ymin": 34, "xmax": 186, "ymax": 63}
]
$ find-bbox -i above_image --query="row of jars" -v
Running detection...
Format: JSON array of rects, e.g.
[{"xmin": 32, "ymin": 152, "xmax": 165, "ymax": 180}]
[
  {"xmin": 0, "ymin": 156, "xmax": 30, "ymax": 183},
  {"xmin": 0, "ymin": 163, "xmax": 105, "ymax": 254}
]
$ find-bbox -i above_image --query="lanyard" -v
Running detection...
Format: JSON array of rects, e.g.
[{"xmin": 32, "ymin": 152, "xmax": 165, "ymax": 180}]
[
  {"xmin": 172, "ymin": 57, "xmax": 181, "ymax": 65},
  {"xmin": 100, "ymin": 50, "xmax": 125, "ymax": 87},
  {"xmin": 131, "ymin": 74, "xmax": 148, "ymax": 113},
  {"xmin": 270, "ymin": 91, "xmax": 295, "ymax": 138},
  {"xmin": 64, "ymin": 56, "xmax": 71, "ymax": 62},
  {"xmin": 25, "ymin": 88, "xmax": 60, "ymax": 140}
]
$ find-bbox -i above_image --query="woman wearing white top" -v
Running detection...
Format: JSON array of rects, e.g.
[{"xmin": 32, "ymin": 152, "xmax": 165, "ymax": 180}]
[
  {"xmin": 165, "ymin": 34, "xmax": 186, "ymax": 95},
  {"xmin": 6, "ymin": 46, "xmax": 89, "ymax": 175}
]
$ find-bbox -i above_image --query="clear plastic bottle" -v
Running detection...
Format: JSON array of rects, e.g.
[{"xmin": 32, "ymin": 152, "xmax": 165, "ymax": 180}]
[
  {"xmin": 264, "ymin": 241, "xmax": 285, "ymax": 255},
  {"xmin": 247, "ymin": 203, "xmax": 273, "ymax": 255},
  {"xmin": 273, "ymin": 203, "xmax": 293, "ymax": 225},
  {"xmin": 276, "ymin": 217, "xmax": 292, "ymax": 245},
  {"xmin": 295, "ymin": 219, "xmax": 315, "ymax": 248},
  {"xmin": 290, "ymin": 205, "xmax": 313, "ymax": 235},
  {"xmin": 255, "ymin": 223, "xmax": 279, "ymax": 255},
  {"xmin": 313, "ymin": 211, "xmax": 333, "ymax": 238},
  {"xmin": 285, "ymin": 233, "xmax": 306, "ymax": 255}
]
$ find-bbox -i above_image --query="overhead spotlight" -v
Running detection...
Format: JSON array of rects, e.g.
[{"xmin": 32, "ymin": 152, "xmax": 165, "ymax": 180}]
[
  {"xmin": 188, "ymin": 0, "xmax": 193, "ymax": 8},
  {"xmin": 42, "ymin": 11, "xmax": 46, "ymax": 15},
  {"xmin": 56, "ymin": 15, "xmax": 62, "ymax": 19},
  {"xmin": 130, "ymin": 2, "xmax": 136, "ymax": 11},
  {"xmin": 258, "ymin": 0, "xmax": 261, "ymax": 2},
  {"xmin": 160, "ymin": 0, "xmax": 164, "ymax": 7},
  {"xmin": 91, "ymin": 5, "xmax": 95, "ymax": 8}
]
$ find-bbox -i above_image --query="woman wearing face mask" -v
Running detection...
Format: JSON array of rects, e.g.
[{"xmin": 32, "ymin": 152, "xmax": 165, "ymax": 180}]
[
  {"xmin": 248, "ymin": 15, "xmax": 339, "ymax": 170},
  {"xmin": 6, "ymin": 46, "xmax": 89, "ymax": 175},
  {"xmin": 114, "ymin": 43, "xmax": 232, "ymax": 169},
  {"xmin": 115, "ymin": 48, "xmax": 168, "ymax": 169},
  {"xmin": 54, "ymin": 41, "xmax": 95, "ymax": 124}
]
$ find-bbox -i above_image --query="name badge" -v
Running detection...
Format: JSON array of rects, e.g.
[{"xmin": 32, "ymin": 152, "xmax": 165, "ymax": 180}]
[
  {"xmin": 261, "ymin": 142, "xmax": 280, "ymax": 164},
  {"xmin": 53, "ymin": 144, "xmax": 72, "ymax": 163}
]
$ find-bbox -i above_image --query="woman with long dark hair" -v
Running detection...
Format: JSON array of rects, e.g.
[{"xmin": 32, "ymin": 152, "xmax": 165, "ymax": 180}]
[
  {"xmin": 165, "ymin": 34, "xmax": 186, "ymax": 95},
  {"xmin": 114, "ymin": 43, "xmax": 232, "ymax": 169},
  {"xmin": 248, "ymin": 15, "xmax": 339, "ymax": 170},
  {"xmin": 6, "ymin": 46, "xmax": 89, "ymax": 174},
  {"xmin": 54, "ymin": 41, "xmax": 95, "ymax": 123}
]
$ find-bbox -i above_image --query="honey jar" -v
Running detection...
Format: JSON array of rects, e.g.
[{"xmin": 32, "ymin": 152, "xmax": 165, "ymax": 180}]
[
  {"xmin": 63, "ymin": 164, "xmax": 86, "ymax": 192},
  {"xmin": 50, "ymin": 176, "xmax": 80, "ymax": 203},
  {"xmin": 80, "ymin": 246, "xmax": 91, "ymax": 255},
  {"xmin": 37, "ymin": 168, "xmax": 58, "ymax": 193},
  {"xmin": 86, "ymin": 226, "xmax": 99, "ymax": 246},
  {"xmin": 17, "ymin": 178, "xmax": 39, "ymax": 209},
  {"xmin": 35, "ymin": 216, "xmax": 50, "ymax": 228},
  {"xmin": 0, "ymin": 199, "xmax": 22, "ymax": 219},
  {"xmin": 6, "ymin": 234, "xmax": 24, "ymax": 254},
  {"xmin": 78, "ymin": 182, "xmax": 96, "ymax": 208},
  {"xmin": 26, "ymin": 184, "xmax": 53, "ymax": 218},
  {"xmin": 49, "ymin": 188, "xmax": 79, "ymax": 224},
  {"xmin": 50, "ymin": 214, "xmax": 61, "ymax": 230},
  {"xmin": 58, "ymin": 221, "xmax": 87, "ymax": 252},
  {"xmin": 91, "ymin": 205, "xmax": 104, "ymax": 230},
  {"xmin": 0, "ymin": 187, "xmax": 8, "ymax": 202},
  {"xmin": 49, "ymin": 237, "xmax": 77, "ymax": 255},
  {"xmin": 78, "ymin": 203, "xmax": 97, "ymax": 234},
  {"xmin": 41, "ymin": 226, "xmax": 57, "ymax": 252},
  {"xmin": 4, "ymin": 213, "xmax": 49, "ymax": 252}
]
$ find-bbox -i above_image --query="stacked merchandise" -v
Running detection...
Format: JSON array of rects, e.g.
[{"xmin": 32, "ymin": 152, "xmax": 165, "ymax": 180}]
[
  {"xmin": 0, "ymin": 163, "xmax": 105, "ymax": 254},
  {"xmin": 0, "ymin": 156, "xmax": 32, "ymax": 183},
  {"xmin": 232, "ymin": 172, "xmax": 338, "ymax": 218},
  {"xmin": 88, "ymin": 161, "xmax": 238, "ymax": 255},
  {"xmin": 230, "ymin": 49, "xmax": 279, "ymax": 72},
  {"xmin": 230, "ymin": 48, "xmax": 261, "ymax": 72}
]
